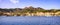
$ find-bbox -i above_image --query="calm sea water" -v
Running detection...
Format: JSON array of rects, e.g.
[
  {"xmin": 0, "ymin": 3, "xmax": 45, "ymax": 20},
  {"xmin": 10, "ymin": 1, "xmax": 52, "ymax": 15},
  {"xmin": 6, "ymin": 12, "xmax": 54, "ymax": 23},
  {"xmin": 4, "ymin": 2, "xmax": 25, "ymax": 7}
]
[{"xmin": 0, "ymin": 16, "xmax": 60, "ymax": 25}]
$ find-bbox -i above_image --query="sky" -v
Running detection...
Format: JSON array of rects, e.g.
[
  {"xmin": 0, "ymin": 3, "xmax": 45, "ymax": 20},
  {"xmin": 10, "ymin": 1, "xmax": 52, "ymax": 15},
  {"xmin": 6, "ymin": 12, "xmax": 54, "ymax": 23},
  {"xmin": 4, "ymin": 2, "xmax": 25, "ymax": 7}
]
[{"xmin": 0, "ymin": 0, "xmax": 60, "ymax": 9}]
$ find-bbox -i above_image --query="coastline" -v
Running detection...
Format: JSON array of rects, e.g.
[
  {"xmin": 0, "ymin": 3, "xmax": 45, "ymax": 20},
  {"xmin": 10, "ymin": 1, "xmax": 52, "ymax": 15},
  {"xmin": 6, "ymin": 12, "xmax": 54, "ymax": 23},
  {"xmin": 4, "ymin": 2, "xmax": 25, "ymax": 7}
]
[
  {"xmin": 0, "ymin": 6, "xmax": 60, "ymax": 16},
  {"xmin": 0, "ymin": 12, "xmax": 60, "ymax": 16}
]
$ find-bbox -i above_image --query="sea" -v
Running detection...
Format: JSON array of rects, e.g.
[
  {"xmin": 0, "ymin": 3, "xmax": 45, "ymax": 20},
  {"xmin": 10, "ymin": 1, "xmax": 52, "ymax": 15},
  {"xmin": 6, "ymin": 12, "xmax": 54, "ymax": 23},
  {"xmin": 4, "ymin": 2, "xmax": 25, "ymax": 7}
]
[{"xmin": 0, "ymin": 16, "xmax": 60, "ymax": 25}]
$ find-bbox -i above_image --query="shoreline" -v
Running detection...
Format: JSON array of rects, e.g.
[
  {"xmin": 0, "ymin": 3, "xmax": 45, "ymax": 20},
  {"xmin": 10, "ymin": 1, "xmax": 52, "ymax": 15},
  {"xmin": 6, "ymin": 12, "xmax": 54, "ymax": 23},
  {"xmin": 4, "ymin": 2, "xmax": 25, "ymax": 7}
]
[{"xmin": 0, "ymin": 6, "xmax": 60, "ymax": 16}]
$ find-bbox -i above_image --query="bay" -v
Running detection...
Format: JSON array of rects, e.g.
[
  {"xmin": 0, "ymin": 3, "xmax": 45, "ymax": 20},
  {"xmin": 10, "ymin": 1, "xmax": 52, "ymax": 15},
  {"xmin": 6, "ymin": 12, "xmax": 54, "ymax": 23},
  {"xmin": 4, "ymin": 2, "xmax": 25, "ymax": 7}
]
[{"xmin": 0, "ymin": 16, "xmax": 60, "ymax": 25}]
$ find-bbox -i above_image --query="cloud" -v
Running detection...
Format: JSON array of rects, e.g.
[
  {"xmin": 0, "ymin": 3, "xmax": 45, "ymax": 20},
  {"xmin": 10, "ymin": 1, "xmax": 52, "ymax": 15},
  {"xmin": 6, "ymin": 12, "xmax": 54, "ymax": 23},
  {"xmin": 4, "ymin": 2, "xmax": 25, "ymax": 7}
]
[{"xmin": 10, "ymin": 0, "xmax": 19, "ymax": 4}]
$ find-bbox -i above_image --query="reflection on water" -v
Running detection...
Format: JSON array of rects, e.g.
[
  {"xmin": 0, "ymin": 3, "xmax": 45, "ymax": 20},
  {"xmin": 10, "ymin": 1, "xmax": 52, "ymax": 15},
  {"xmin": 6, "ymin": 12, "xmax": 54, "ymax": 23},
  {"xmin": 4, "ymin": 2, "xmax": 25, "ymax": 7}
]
[{"xmin": 0, "ymin": 16, "xmax": 60, "ymax": 25}]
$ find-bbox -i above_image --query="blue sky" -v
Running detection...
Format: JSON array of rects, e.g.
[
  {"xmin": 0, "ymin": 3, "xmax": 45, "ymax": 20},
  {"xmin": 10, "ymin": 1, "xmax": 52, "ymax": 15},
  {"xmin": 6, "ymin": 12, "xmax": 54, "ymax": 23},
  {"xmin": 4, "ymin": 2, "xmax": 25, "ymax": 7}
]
[{"xmin": 0, "ymin": 0, "xmax": 60, "ymax": 9}]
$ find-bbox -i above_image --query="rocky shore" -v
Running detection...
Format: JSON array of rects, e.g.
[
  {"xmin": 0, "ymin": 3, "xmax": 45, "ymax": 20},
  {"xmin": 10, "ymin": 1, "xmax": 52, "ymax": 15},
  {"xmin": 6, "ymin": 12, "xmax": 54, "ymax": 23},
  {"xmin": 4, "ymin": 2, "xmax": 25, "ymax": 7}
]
[{"xmin": 1, "ymin": 11, "xmax": 60, "ymax": 16}]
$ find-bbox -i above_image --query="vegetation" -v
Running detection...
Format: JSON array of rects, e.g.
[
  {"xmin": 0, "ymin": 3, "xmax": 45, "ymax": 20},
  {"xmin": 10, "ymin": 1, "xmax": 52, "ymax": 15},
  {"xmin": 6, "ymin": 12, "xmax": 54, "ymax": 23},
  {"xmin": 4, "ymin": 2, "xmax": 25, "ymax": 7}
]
[{"xmin": 0, "ymin": 6, "xmax": 60, "ymax": 16}]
